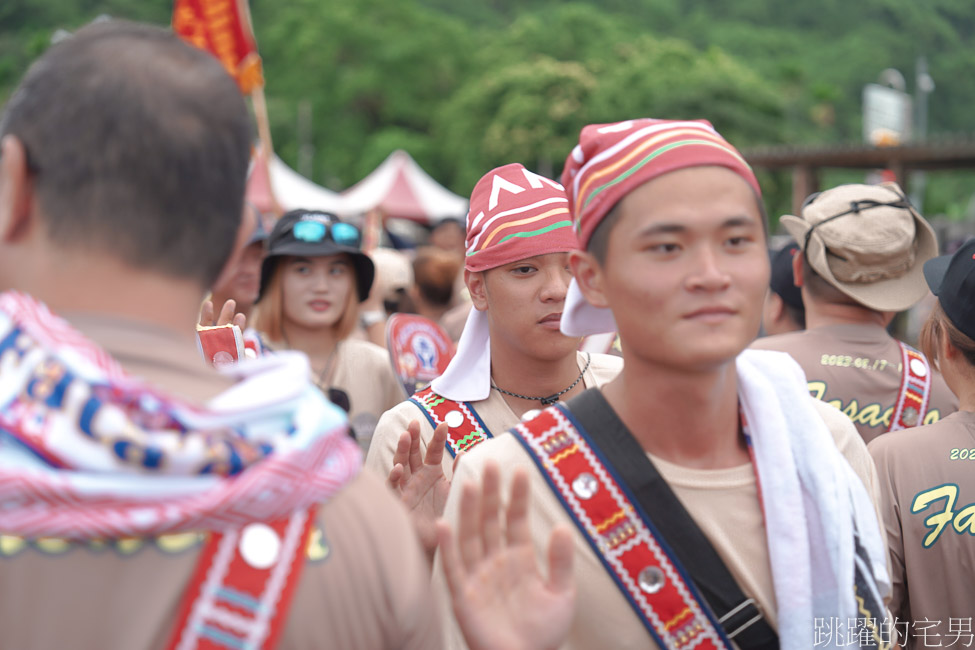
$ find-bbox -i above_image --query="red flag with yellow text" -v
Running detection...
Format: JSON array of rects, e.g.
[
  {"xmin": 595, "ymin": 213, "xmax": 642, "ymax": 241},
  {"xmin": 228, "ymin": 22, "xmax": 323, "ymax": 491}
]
[{"xmin": 172, "ymin": 0, "xmax": 263, "ymax": 94}]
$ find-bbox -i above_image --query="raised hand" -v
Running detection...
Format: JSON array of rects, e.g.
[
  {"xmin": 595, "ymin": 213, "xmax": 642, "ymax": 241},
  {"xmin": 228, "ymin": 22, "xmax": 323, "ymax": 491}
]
[
  {"xmin": 438, "ymin": 461, "xmax": 576, "ymax": 650},
  {"xmin": 387, "ymin": 420, "xmax": 453, "ymax": 560},
  {"xmin": 199, "ymin": 298, "xmax": 246, "ymax": 330}
]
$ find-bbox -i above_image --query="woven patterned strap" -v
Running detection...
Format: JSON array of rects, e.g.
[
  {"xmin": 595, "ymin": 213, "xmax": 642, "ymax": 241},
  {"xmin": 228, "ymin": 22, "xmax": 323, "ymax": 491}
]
[
  {"xmin": 513, "ymin": 406, "xmax": 731, "ymax": 650},
  {"xmin": 409, "ymin": 386, "xmax": 493, "ymax": 458},
  {"xmin": 165, "ymin": 507, "xmax": 317, "ymax": 650},
  {"xmin": 888, "ymin": 342, "xmax": 931, "ymax": 432}
]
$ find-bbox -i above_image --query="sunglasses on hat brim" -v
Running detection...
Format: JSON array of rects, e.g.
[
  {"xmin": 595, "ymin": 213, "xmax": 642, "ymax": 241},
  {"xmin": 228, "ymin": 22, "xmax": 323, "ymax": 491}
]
[{"xmin": 282, "ymin": 219, "xmax": 362, "ymax": 249}]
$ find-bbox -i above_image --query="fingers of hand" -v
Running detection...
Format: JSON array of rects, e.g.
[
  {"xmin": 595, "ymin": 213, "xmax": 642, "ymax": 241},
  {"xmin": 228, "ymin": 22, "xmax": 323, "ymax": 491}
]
[
  {"xmin": 457, "ymin": 480, "xmax": 484, "ymax": 572},
  {"xmin": 392, "ymin": 432, "xmax": 413, "ymax": 483},
  {"xmin": 387, "ymin": 463, "xmax": 404, "ymax": 491},
  {"xmin": 233, "ymin": 312, "xmax": 247, "ymax": 331},
  {"xmin": 426, "ymin": 422, "xmax": 449, "ymax": 466},
  {"xmin": 217, "ymin": 299, "xmax": 236, "ymax": 327},
  {"xmin": 546, "ymin": 525, "xmax": 575, "ymax": 594},
  {"xmin": 437, "ymin": 520, "xmax": 465, "ymax": 601},
  {"xmin": 200, "ymin": 300, "xmax": 214, "ymax": 327},
  {"xmin": 505, "ymin": 468, "xmax": 532, "ymax": 546},
  {"xmin": 480, "ymin": 461, "xmax": 503, "ymax": 555},
  {"xmin": 408, "ymin": 420, "xmax": 424, "ymax": 473}
]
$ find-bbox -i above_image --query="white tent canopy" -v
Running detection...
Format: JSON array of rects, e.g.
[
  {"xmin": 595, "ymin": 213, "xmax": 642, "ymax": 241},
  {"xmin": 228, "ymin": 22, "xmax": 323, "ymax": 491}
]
[
  {"xmin": 340, "ymin": 150, "xmax": 468, "ymax": 224},
  {"xmin": 270, "ymin": 155, "xmax": 344, "ymax": 213}
]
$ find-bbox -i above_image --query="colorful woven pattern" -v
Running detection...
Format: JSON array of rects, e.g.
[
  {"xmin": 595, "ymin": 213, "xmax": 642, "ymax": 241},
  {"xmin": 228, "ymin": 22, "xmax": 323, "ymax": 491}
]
[
  {"xmin": 513, "ymin": 406, "xmax": 730, "ymax": 649},
  {"xmin": 465, "ymin": 163, "xmax": 578, "ymax": 272},
  {"xmin": 561, "ymin": 119, "xmax": 761, "ymax": 250}
]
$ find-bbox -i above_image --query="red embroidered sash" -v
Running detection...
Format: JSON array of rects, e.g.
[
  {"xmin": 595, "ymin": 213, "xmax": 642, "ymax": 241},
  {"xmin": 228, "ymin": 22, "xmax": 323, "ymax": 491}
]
[
  {"xmin": 513, "ymin": 406, "xmax": 732, "ymax": 650},
  {"xmin": 888, "ymin": 342, "xmax": 931, "ymax": 432},
  {"xmin": 165, "ymin": 507, "xmax": 317, "ymax": 650},
  {"xmin": 409, "ymin": 386, "xmax": 493, "ymax": 457}
]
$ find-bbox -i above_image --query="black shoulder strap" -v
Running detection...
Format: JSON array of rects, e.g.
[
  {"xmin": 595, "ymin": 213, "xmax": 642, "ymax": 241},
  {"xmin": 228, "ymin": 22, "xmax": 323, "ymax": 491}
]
[{"xmin": 566, "ymin": 389, "xmax": 779, "ymax": 649}]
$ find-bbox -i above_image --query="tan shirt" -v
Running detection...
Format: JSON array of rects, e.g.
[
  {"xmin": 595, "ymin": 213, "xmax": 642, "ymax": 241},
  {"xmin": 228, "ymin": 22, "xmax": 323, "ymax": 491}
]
[
  {"xmin": 365, "ymin": 351, "xmax": 623, "ymax": 480},
  {"xmin": 434, "ymin": 395, "xmax": 881, "ymax": 649},
  {"xmin": 0, "ymin": 315, "xmax": 440, "ymax": 650},
  {"xmin": 264, "ymin": 337, "xmax": 406, "ymax": 454},
  {"xmin": 752, "ymin": 324, "xmax": 957, "ymax": 444},
  {"xmin": 869, "ymin": 410, "xmax": 975, "ymax": 648}
]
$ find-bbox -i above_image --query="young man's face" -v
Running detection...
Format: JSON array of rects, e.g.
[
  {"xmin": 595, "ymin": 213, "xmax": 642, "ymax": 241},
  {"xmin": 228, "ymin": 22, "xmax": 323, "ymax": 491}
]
[
  {"xmin": 472, "ymin": 252, "xmax": 580, "ymax": 362},
  {"xmin": 587, "ymin": 166, "xmax": 769, "ymax": 371}
]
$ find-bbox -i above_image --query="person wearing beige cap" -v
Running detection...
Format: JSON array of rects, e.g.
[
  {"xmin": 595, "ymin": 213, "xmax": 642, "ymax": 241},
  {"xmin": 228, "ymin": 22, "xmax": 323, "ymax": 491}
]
[{"xmin": 752, "ymin": 182, "xmax": 957, "ymax": 444}]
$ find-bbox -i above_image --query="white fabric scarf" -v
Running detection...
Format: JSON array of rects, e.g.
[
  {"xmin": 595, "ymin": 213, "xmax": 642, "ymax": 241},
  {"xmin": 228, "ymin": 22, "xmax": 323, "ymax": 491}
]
[{"xmin": 737, "ymin": 349, "xmax": 889, "ymax": 649}]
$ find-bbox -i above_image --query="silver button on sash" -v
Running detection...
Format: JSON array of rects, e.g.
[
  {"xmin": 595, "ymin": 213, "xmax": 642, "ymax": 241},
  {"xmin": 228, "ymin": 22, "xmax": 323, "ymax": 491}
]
[
  {"xmin": 638, "ymin": 566, "xmax": 666, "ymax": 594},
  {"xmin": 572, "ymin": 472, "xmax": 599, "ymax": 500}
]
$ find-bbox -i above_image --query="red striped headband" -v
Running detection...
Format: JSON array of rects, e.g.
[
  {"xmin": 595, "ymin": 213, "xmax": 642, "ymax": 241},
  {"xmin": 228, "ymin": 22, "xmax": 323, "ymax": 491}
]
[
  {"xmin": 561, "ymin": 119, "xmax": 760, "ymax": 250},
  {"xmin": 465, "ymin": 163, "xmax": 578, "ymax": 272}
]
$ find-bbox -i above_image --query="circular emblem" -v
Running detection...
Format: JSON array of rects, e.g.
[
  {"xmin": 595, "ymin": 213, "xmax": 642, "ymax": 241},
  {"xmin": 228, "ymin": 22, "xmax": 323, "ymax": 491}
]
[
  {"xmin": 572, "ymin": 472, "xmax": 599, "ymax": 500},
  {"xmin": 239, "ymin": 523, "xmax": 282, "ymax": 569},
  {"xmin": 212, "ymin": 350, "xmax": 235, "ymax": 367},
  {"xmin": 901, "ymin": 406, "xmax": 919, "ymax": 427},
  {"xmin": 411, "ymin": 334, "xmax": 438, "ymax": 371},
  {"xmin": 444, "ymin": 410, "xmax": 465, "ymax": 429},
  {"xmin": 910, "ymin": 358, "xmax": 928, "ymax": 378},
  {"xmin": 638, "ymin": 566, "xmax": 666, "ymax": 594}
]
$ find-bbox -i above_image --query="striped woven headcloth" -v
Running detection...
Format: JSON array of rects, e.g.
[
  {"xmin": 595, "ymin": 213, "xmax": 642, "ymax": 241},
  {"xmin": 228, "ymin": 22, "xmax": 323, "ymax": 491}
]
[
  {"xmin": 561, "ymin": 119, "xmax": 760, "ymax": 250},
  {"xmin": 464, "ymin": 163, "xmax": 578, "ymax": 273}
]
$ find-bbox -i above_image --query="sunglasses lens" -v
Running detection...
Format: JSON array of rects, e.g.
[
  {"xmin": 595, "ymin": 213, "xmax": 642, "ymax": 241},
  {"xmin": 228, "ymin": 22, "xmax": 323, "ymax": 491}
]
[
  {"xmin": 293, "ymin": 221, "xmax": 327, "ymax": 242},
  {"xmin": 331, "ymin": 222, "xmax": 360, "ymax": 247}
]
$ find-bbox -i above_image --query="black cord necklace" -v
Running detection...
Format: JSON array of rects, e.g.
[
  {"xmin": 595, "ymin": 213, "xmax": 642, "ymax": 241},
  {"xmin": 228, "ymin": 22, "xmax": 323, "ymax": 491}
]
[{"xmin": 491, "ymin": 354, "xmax": 592, "ymax": 406}]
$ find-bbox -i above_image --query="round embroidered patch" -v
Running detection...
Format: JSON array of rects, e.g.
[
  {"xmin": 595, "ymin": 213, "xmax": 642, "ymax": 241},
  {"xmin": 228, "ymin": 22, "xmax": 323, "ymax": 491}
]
[
  {"xmin": 910, "ymin": 357, "xmax": 927, "ymax": 377},
  {"xmin": 572, "ymin": 472, "xmax": 599, "ymax": 500}
]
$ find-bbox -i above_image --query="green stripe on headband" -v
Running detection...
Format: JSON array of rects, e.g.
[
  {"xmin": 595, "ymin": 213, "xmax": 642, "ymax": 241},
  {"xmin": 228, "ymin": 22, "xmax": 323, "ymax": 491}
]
[
  {"xmin": 467, "ymin": 220, "xmax": 574, "ymax": 255},
  {"xmin": 582, "ymin": 139, "xmax": 752, "ymax": 211}
]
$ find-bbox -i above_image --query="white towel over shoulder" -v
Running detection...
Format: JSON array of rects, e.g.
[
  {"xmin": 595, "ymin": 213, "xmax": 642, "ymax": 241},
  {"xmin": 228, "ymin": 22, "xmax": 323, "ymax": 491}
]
[{"xmin": 736, "ymin": 349, "xmax": 889, "ymax": 650}]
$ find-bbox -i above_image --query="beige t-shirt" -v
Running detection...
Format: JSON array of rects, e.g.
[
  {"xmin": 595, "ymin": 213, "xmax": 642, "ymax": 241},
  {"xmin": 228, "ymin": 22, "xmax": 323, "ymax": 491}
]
[
  {"xmin": 434, "ymin": 393, "xmax": 881, "ymax": 649},
  {"xmin": 752, "ymin": 324, "xmax": 957, "ymax": 444},
  {"xmin": 869, "ymin": 410, "xmax": 975, "ymax": 649},
  {"xmin": 264, "ymin": 337, "xmax": 406, "ymax": 453},
  {"xmin": 0, "ymin": 315, "xmax": 440, "ymax": 650},
  {"xmin": 365, "ymin": 351, "xmax": 623, "ymax": 480}
]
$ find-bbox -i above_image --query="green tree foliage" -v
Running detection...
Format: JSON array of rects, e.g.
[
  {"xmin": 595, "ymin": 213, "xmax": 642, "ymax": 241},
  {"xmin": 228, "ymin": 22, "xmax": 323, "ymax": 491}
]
[{"xmin": 2, "ymin": 0, "xmax": 973, "ymax": 218}]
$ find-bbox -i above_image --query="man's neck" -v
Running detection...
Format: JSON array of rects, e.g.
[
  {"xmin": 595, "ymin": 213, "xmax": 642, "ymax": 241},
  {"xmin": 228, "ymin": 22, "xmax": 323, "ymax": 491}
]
[
  {"xmin": 15, "ymin": 250, "xmax": 204, "ymax": 342},
  {"xmin": 489, "ymin": 341, "xmax": 583, "ymax": 416},
  {"xmin": 602, "ymin": 359, "xmax": 748, "ymax": 469},
  {"xmin": 803, "ymin": 299, "xmax": 891, "ymax": 330}
]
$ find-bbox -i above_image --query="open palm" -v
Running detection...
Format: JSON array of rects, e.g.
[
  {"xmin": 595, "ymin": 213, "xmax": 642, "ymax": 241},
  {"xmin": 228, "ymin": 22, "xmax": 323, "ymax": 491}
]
[{"xmin": 439, "ymin": 462, "xmax": 576, "ymax": 650}]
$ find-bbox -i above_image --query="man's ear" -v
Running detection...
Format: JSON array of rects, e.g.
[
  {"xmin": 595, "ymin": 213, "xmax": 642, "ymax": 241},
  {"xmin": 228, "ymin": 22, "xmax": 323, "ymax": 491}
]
[
  {"xmin": 791, "ymin": 251, "xmax": 804, "ymax": 288},
  {"xmin": 0, "ymin": 135, "xmax": 35, "ymax": 245},
  {"xmin": 569, "ymin": 249, "xmax": 610, "ymax": 309},
  {"xmin": 211, "ymin": 203, "xmax": 257, "ymax": 292},
  {"xmin": 466, "ymin": 269, "xmax": 489, "ymax": 311}
]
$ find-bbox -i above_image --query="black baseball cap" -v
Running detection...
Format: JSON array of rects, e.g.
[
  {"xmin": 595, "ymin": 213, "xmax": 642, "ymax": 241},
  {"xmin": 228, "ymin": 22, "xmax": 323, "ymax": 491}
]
[
  {"xmin": 923, "ymin": 238, "xmax": 975, "ymax": 340},
  {"xmin": 769, "ymin": 241, "xmax": 804, "ymax": 312},
  {"xmin": 258, "ymin": 209, "xmax": 375, "ymax": 302}
]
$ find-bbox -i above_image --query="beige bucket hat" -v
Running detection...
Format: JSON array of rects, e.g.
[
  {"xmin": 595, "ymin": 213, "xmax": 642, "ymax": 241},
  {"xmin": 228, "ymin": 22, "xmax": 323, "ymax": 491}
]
[{"xmin": 781, "ymin": 182, "xmax": 938, "ymax": 312}]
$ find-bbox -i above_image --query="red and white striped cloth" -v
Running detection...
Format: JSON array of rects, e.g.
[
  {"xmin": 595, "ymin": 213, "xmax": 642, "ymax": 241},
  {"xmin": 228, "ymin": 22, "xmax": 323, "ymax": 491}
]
[{"xmin": 0, "ymin": 291, "xmax": 360, "ymax": 540}]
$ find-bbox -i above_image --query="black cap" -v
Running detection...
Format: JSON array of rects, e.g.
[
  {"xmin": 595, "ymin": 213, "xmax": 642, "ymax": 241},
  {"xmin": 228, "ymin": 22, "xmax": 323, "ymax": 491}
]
[
  {"xmin": 769, "ymin": 241, "xmax": 804, "ymax": 312},
  {"xmin": 258, "ymin": 209, "xmax": 375, "ymax": 302},
  {"xmin": 924, "ymin": 238, "xmax": 975, "ymax": 341}
]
